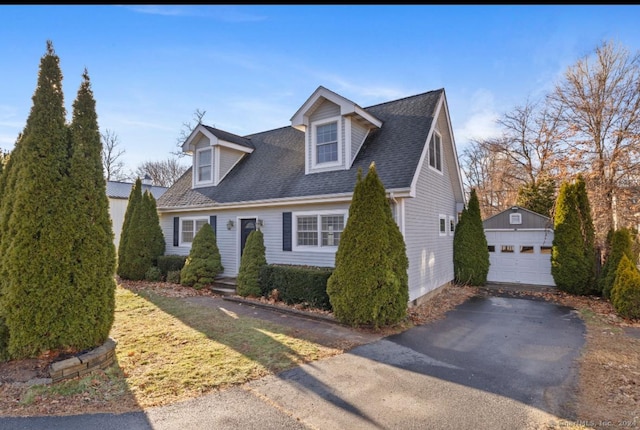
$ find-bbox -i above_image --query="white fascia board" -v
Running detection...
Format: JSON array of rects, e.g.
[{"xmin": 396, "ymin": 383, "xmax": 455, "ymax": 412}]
[
  {"xmin": 409, "ymin": 93, "xmax": 443, "ymax": 197},
  {"xmin": 353, "ymin": 106, "xmax": 382, "ymax": 128},
  {"xmin": 182, "ymin": 124, "xmax": 216, "ymax": 153},
  {"xmin": 217, "ymin": 140, "xmax": 254, "ymax": 154},
  {"xmin": 440, "ymin": 91, "xmax": 466, "ymax": 205}
]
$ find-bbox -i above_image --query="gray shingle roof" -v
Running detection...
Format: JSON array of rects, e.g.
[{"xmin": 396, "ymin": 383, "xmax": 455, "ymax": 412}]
[
  {"xmin": 157, "ymin": 89, "xmax": 443, "ymax": 209},
  {"xmin": 202, "ymin": 125, "xmax": 254, "ymax": 149},
  {"xmin": 107, "ymin": 181, "xmax": 168, "ymax": 200}
]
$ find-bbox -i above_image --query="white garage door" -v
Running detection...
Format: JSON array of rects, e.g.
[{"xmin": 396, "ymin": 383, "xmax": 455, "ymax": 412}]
[{"xmin": 485, "ymin": 230, "xmax": 555, "ymax": 286}]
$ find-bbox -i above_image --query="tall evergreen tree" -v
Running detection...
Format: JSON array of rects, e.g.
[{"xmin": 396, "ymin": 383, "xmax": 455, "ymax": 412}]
[
  {"xmin": 0, "ymin": 41, "xmax": 78, "ymax": 358},
  {"xmin": 600, "ymin": 227, "xmax": 634, "ymax": 299},
  {"xmin": 67, "ymin": 69, "xmax": 117, "ymax": 345},
  {"xmin": 118, "ymin": 187, "xmax": 165, "ymax": 280},
  {"xmin": 551, "ymin": 178, "xmax": 595, "ymax": 295},
  {"xmin": 327, "ymin": 163, "xmax": 409, "ymax": 328},
  {"xmin": 516, "ymin": 176, "xmax": 556, "ymax": 217},
  {"xmin": 453, "ymin": 189, "xmax": 490, "ymax": 286},
  {"xmin": 117, "ymin": 178, "xmax": 142, "ymax": 279},
  {"xmin": 575, "ymin": 175, "xmax": 597, "ymax": 292}
]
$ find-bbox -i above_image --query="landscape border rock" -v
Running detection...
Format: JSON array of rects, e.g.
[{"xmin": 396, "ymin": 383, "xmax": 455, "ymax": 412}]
[{"xmin": 48, "ymin": 338, "xmax": 117, "ymax": 383}]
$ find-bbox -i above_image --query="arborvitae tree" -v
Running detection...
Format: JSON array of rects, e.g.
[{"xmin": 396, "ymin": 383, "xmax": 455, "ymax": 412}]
[
  {"xmin": 66, "ymin": 69, "xmax": 117, "ymax": 346},
  {"xmin": 0, "ymin": 41, "xmax": 79, "ymax": 358},
  {"xmin": 600, "ymin": 227, "xmax": 634, "ymax": 299},
  {"xmin": 610, "ymin": 254, "xmax": 640, "ymax": 320},
  {"xmin": 327, "ymin": 163, "xmax": 409, "ymax": 328},
  {"xmin": 575, "ymin": 175, "xmax": 598, "ymax": 293},
  {"xmin": 453, "ymin": 189, "xmax": 490, "ymax": 286},
  {"xmin": 237, "ymin": 229, "xmax": 266, "ymax": 297},
  {"xmin": 118, "ymin": 189, "xmax": 165, "ymax": 280},
  {"xmin": 516, "ymin": 176, "xmax": 556, "ymax": 217},
  {"xmin": 551, "ymin": 180, "xmax": 593, "ymax": 295},
  {"xmin": 117, "ymin": 178, "xmax": 142, "ymax": 279},
  {"xmin": 140, "ymin": 190, "xmax": 165, "ymax": 267},
  {"xmin": 181, "ymin": 223, "xmax": 223, "ymax": 289}
]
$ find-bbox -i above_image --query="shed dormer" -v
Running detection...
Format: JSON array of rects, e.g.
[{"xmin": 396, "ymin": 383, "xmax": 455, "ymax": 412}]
[
  {"xmin": 182, "ymin": 124, "xmax": 254, "ymax": 188},
  {"xmin": 290, "ymin": 86, "xmax": 382, "ymax": 174}
]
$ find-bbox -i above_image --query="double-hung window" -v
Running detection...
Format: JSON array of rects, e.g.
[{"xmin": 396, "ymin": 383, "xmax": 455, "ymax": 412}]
[
  {"xmin": 429, "ymin": 132, "xmax": 442, "ymax": 172},
  {"xmin": 316, "ymin": 121, "xmax": 338, "ymax": 164},
  {"xmin": 196, "ymin": 147, "xmax": 213, "ymax": 184},
  {"xmin": 181, "ymin": 217, "xmax": 208, "ymax": 245},
  {"xmin": 294, "ymin": 211, "xmax": 346, "ymax": 250}
]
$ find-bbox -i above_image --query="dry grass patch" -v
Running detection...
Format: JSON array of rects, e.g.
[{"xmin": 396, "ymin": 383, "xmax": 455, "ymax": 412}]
[{"xmin": 112, "ymin": 286, "xmax": 343, "ymax": 408}]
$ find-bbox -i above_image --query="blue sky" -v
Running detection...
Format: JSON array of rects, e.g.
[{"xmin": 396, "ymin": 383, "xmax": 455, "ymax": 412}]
[{"xmin": 2, "ymin": 5, "xmax": 639, "ymax": 174}]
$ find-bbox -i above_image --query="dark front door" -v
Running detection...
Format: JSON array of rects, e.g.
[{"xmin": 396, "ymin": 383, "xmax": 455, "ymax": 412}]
[{"xmin": 240, "ymin": 218, "xmax": 257, "ymax": 256}]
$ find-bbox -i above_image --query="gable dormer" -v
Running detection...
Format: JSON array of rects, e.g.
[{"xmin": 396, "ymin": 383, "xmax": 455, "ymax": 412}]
[
  {"xmin": 290, "ymin": 86, "xmax": 382, "ymax": 174},
  {"xmin": 182, "ymin": 124, "xmax": 254, "ymax": 188}
]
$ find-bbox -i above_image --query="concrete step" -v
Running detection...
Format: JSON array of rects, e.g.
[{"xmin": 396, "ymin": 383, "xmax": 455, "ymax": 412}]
[{"xmin": 210, "ymin": 277, "xmax": 237, "ymax": 296}]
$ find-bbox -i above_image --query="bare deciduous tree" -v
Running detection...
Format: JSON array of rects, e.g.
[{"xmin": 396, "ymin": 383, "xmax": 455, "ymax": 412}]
[
  {"xmin": 460, "ymin": 139, "xmax": 524, "ymax": 218},
  {"xmin": 134, "ymin": 157, "xmax": 189, "ymax": 187},
  {"xmin": 551, "ymin": 40, "xmax": 640, "ymax": 245},
  {"xmin": 173, "ymin": 108, "xmax": 207, "ymax": 158},
  {"xmin": 101, "ymin": 129, "xmax": 127, "ymax": 181}
]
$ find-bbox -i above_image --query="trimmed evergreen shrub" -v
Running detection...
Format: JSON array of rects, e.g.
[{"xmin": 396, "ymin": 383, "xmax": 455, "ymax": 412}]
[
  {"xmin": 237, "ymin": 229, "xmax": 267, "ymax": 297},
  {"xmin": 326, "ymin": 163, "xmax": 409, "ymax": 328},
  {"xmin": 453, "ymin": 189, "xmax": 490, "ymax": 286},
  {"xmin": 167, "ymin": 270, "xmax": 181, "ymax": 284},
  {"xmin": 181, "ymin": 223, "xmax": 223, "ymax": 290},
  {"xmin": 600, "ymin": 228, "xmax": 634, "ymax": 299},
  {"xmin": 551, "ymin": 178, "xmax": 597, "ymax": 295},
  {"xmin": 157, "ymin": 255, "xmax": 188, "ymax": 277},
  {"xmin": 611, "ymin": 255, "xmax": 640, "ymax": 320},
  {"xmin": 0, "ymin": 42, "xmax": 116, "ymax": 358},
  {"xmin": 259, "ymin": 264, "xmax": 333, "ymax": 310},
  {"xmin": 145, "ymin": 266, "xmax": 162, "ymax": 282}
]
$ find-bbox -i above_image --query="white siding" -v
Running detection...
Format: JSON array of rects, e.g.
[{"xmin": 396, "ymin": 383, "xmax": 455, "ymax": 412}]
[
  {"xmin": 108, "ymin": 198, "xmax": 128, "ymax": 249},
  {"xmin": 350, "ymin": 121, "xmax": 368, "ymax": 163},
  {"xmin": 218, "ymin": 146, "xmax": 243, "ymax": 180},
  {"xmin": 159, "ymin": 202, "xmax": 350, "ymax": 276},
  {"xmin": 403, "ymin": 114, "xmax": 457, "ymax": 302}
]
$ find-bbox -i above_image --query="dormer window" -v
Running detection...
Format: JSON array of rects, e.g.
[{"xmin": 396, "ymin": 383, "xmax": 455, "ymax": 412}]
[
  {"xmin": 311, "ymin": 116, "xmax": 342, "ymax": 169},
  {"xmin": 316, "ymin": 121, "xmax": 338, "ymax": 164},
  {"xmin": 196, "ymin": 147, "xmax": 213, "ymax": 184}
]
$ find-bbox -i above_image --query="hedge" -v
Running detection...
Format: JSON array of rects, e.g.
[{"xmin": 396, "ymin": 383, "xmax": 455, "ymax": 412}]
[{"xmin": 259, "ymin": 264, "xmax": 333, "ymax": 310}]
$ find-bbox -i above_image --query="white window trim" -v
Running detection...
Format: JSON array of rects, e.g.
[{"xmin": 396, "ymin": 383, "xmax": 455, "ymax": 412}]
[
  {"xmin": 180, "ymin": 216, "xmax": 209, "ymax": 246},
  {"xmin": 310, "ymin": 116, "xmax": 343, "ymax": 170},
  {"xmin": 428, "ymin": 131, "xmax": 443, "ymax": 174},
  {"xmin": 439, "ymin": 214, "xmax": 447, "ymax": 237},
  {"xmin": 292, "ymin": 209, "xmax": 348, "ymax": 253},
  {"xmin": 509, "ymin": 213, "xmax": 522, "ymax": 225},
  {"xmin": 195, "ymin": 147, "xmax": 214, "ymax": 186}
]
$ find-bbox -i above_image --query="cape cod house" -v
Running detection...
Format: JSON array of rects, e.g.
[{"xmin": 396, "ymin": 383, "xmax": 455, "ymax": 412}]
[{"xmin": 156, "ymin": 86, "xmax": 465, "ymax": 305}]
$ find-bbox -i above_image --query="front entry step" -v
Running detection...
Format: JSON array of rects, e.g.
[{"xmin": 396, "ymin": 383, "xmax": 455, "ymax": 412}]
[{"xmin": 210, "ymin": 277, "xmax": 237, "ymax": 296}]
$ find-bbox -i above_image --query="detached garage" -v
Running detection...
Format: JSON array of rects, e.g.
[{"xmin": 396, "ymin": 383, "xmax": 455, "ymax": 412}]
[{"xmin": 483, "ymin": 206, "xmax": 555, "ymax": 286}]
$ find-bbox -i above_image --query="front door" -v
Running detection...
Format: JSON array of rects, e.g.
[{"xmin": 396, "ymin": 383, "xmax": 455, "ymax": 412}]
[{"xmin": 240, "ymin": 218, "xmax": 257, "ymax": 257}]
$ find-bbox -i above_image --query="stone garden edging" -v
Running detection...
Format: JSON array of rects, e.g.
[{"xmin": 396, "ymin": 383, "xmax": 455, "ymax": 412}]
[{"xmin": 48, "ymin": 338, "xmax": 117, "ymax": 383}]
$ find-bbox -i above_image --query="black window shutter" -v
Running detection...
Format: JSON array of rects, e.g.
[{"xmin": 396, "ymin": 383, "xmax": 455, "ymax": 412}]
[
  {"xmin": 173, "ymin": 217, "xmax": 179, "ymax": 246},
  {"xmin": 282, "ymin": 212, "xmax": 292, "ymax": 251},
  {"xmin": 209, "ymin": 215, "xmax": 217, "ymax": 237}
]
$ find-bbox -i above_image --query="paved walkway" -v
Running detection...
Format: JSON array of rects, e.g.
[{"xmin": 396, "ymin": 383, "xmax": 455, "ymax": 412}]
[{"xmin": 0, "ymin": 289, "xmax": 586, "ymax": 430}]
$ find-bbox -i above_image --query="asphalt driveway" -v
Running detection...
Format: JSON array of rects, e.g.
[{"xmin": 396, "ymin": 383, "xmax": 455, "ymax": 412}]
[{"xmin": 0, "ymin": 292, "xmax": 585, "ymax": 430}]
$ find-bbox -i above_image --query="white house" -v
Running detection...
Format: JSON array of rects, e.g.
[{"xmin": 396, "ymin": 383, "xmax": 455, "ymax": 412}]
[
  {"xmin": 156, "ymin": 86, "xmax": 466, "ymax": 305},
  {"xmin": 483, "ymin": 206, "xmax": 556, "ymax": 286},
  {"xmin": 107, "ymin": 177, "xmax": 168, "ymax": 249}
]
